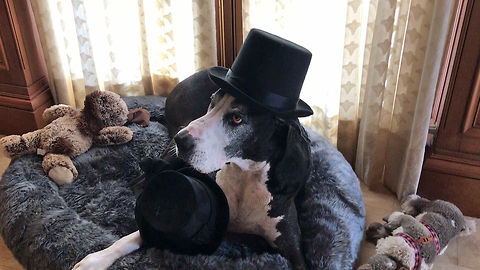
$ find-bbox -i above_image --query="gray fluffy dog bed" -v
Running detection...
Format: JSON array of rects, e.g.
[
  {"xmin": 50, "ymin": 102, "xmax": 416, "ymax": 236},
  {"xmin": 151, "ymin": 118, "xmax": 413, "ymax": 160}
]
[{"xmin": 0, "ymin": 96, "xmax": 365, "ymax": 270}]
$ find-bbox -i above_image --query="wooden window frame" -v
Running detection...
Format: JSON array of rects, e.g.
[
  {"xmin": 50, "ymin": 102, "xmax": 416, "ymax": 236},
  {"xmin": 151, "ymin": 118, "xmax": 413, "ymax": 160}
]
[
  {"xmin": 429, "ymin": 0, "xmax": 474, "ymax": 135},
  {"xmin": 419, "ymin": 0, "xmax": 480, "ymax": 218},
  {"xmin": 214, "ymin": 0, "xmax": 243, "ymax": 68}
]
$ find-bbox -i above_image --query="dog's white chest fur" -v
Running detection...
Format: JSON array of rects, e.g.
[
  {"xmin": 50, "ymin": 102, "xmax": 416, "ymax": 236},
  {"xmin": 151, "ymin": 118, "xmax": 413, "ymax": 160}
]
[{"xmin": 215, "ymin": 162, "xmax": 283, "ymax": 246}]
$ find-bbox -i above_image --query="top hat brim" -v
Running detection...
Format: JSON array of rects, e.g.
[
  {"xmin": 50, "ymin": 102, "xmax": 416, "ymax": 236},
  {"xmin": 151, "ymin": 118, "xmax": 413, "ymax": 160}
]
[{"xmin": 208, "ymin": 67, "xmax": 313, "ymax": 118}]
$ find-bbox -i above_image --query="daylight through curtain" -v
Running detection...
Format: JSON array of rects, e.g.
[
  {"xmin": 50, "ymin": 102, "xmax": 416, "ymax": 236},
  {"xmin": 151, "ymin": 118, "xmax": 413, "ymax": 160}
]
[
  {"xmin": 243, "ymin": 0, "xmax": 456, "ymax": 199},
  {"xmin": 339, "ymin": 0, "xmax": 455, "ymax": 198},
  {"xmin": 30, "ymin": 0, "xmax": 217, "ymax": 108},
  {"xmin": 242, "ymin": 0, "xmax": 348, "ymax": 146}
]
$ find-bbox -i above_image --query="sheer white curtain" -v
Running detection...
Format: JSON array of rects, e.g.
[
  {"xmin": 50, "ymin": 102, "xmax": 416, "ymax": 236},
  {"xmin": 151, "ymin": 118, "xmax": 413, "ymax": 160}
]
[
  {"xmin": 30, "ymin": 0, "xmax": 217, "ymax": 108},
  {"xmin": 243, "ymin": 0, "xmax": 456, "ymax": 199},
  {"xmin": 341, "ymin": 0, "xmax": 455, "ymax": 198},
  {"xmin": 243, "ymin": 0, "xmax": 348, "ymax": 146}
]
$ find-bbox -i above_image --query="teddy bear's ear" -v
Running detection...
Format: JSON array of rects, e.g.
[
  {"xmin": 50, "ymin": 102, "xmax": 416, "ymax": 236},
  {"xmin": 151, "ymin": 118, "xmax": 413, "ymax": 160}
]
[
  {"xmin": 459, "ymin": 218, "xmax": 477, "ymax": 237},
  {"xmin": 400, "ymin": 194, "xmax": 421, "ymax": 205},
  {"xmin": 127, "ymin": 108, "xmax": 150, "ymax": 127},
  {"xmin": 401, "ymin": 195, "xmax": 430, "ymax": 217}
]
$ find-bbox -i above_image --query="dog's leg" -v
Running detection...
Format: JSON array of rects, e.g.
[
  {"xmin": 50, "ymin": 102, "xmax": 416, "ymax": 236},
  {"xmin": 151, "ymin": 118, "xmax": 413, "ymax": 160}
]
[
  {"xmin": 72, "ymin": 230, "xmax": 142, "ymax": 270},
  {"xmin": 272, "ymin": 200, "xmax": 307, "ymax": 270}
]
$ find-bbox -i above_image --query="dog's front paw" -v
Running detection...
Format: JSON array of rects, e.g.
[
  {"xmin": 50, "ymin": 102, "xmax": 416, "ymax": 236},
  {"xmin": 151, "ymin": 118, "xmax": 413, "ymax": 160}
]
[
  {"xmin": 0, "ymin": 135, "xmax": 27, "ymax": 158},
  {"xmin": 356, "ymin": 264, "xmax": 373, "ymax": 270},
  {"xmin": 72, "ymin": 250, "xmax": 114, "ymax": 270}
]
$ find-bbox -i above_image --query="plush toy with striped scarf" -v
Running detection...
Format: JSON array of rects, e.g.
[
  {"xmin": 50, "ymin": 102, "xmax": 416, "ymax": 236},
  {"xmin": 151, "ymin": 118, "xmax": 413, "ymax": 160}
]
[{"xmin": 357, "ymin": 195, "xmax": 476, "ymax": 270}]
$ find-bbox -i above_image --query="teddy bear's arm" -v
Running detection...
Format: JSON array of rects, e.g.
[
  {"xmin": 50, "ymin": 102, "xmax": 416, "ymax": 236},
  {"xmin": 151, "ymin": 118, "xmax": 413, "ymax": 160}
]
[
  {"xmin": 93, "ymin": 126, "xmax": 133, "ymax": 146},
  {"xmin": 0, "ymin": 129, "xmax": 42, "ymax": 158},
  {"xmin": 43, "ymin": 104, "xmax": 78, "ymax": 124}
]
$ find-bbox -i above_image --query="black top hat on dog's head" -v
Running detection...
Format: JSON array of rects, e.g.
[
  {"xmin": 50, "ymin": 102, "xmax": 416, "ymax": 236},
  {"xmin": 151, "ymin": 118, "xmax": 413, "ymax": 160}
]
[
  {"xmin": 135, "ymin": 160, "xmax": 229, "ymax": 255},
  {"xmin": 208, "ymin": 28, "xmax": 313, "ymax": 117}
]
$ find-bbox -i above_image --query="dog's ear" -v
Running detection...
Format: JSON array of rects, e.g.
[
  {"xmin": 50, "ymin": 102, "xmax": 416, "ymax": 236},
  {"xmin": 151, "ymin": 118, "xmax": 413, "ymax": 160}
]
[{"xmin": 271, "ymin": 118, "xmax": 311, "ymax": 197}]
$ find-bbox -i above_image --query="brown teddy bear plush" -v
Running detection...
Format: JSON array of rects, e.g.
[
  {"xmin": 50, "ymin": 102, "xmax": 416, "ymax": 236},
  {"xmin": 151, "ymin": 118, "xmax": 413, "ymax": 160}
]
[{"xmin": 0, "ymin": 91, "xmax": 133, "ymax": 185}]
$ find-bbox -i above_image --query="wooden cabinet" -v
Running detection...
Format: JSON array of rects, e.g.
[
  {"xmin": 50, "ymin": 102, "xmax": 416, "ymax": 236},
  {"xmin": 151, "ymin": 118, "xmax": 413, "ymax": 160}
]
[
  {"xmin": 419, "ymin": 0, "xmax": 480, "ymax": 218},
  {"xmin": 0, "ymin": 0, "xmax": 53, "ymax": 135}
]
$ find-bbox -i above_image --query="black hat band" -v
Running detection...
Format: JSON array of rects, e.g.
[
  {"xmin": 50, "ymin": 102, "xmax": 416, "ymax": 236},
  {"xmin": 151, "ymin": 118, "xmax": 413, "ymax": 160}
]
[{"xmin": 225, "ymin": 69, "xmax": 298, "ymax": 111}]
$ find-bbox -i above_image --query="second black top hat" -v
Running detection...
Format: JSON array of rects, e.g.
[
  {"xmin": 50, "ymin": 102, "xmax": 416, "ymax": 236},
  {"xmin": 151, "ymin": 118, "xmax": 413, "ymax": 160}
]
[{"xmin": 135, "ymin": 159, "xmax": 229, "ymax": 255}]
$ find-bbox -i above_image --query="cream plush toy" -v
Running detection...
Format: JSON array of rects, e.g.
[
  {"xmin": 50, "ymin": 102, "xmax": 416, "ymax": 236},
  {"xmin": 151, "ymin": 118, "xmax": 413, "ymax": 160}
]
[
  {"xmin": 0, "ymin": 91, "xmax": 133, "ymax": 185},
  {"xmin": 358, "ymin": 195, "xmax": 476, "ymax": 270}
]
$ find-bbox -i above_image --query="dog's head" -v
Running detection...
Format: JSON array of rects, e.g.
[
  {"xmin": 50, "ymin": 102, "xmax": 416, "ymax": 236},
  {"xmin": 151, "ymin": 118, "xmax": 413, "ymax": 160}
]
[{"xmin": 173, "ymin": 90, "xmax": 311, "ymax": 190}]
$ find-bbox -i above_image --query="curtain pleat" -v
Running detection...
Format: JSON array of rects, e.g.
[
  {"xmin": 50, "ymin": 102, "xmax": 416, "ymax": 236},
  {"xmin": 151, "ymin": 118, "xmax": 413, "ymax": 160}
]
[
  {"xmin": 341, "ymin": 0, "xmax": 455, "ymax": 198},
  {"xmin": 243, "ymin": 0, "xmax": 455, "ymax": 199},
  {"xmin": 30, "ymin": 0, "xmax": 217, "ymax": 107}
]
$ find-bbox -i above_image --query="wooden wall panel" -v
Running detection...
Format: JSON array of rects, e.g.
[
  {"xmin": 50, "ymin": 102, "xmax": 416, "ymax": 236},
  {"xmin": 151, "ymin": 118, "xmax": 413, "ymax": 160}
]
[
  {"xmin": 0, "ymin": 0, "xmax": 53, "ymax": 135},
  {"xmin": 419, "ymin": 170, "xmax": 480, "ymax": 218},
  {"xmin": 419, "ymin": 0, "xmax": 480, "ymax": 218},
  {"xmin": 215, "ymin": 0, "xmax": 243, "ymax": 68}
]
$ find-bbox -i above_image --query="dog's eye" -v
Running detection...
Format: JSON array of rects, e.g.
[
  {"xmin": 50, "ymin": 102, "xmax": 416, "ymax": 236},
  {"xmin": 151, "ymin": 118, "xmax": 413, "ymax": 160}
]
[{"xmin": 232, "ymin": 114, "xmax": 243, "ymax": 125}]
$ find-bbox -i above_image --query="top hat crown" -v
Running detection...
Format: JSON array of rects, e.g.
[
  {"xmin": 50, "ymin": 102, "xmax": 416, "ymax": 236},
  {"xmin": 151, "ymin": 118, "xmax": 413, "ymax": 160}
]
[
  {"xmin": 208, "ymin": 28, "xmax": 313, "ymax": 117},
  {"xmin": 135, "ymin": 159, "xmax": 229, "ymax": 255}
]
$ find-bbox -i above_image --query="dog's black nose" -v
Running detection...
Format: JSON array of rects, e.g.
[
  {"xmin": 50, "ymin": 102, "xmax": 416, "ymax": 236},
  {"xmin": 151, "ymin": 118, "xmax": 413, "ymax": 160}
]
[{"xmin": 174, "ymin": 130, "xmax": 195, "ymax": 154}]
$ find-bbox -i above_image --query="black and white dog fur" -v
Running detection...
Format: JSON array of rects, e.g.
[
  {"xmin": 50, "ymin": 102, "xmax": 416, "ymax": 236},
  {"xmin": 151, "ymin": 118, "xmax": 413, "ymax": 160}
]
[
  {"xmin": 73, "ymin": 73, "xmax": 311, "ymax": 269},
  {"xmin": 173, "ymin": 89, "xmax": 311, "ymax": 269},
  {"xmin": 73, "ymin": 70, "xmax": 364, "ymax": 270}
]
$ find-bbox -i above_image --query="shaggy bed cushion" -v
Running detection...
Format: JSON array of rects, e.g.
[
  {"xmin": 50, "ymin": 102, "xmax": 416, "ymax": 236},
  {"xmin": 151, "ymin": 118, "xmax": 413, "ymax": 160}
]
[{"xmin": 0, "ymin": 96, "xmax": 365, "ymax": 270}]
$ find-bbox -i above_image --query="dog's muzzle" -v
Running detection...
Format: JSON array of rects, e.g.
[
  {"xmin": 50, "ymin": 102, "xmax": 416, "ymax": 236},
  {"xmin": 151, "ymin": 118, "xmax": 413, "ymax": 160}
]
[{"xmin": 174, "ymin": 130, "xmax": 195, "ymax": 157}]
